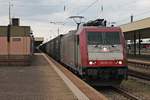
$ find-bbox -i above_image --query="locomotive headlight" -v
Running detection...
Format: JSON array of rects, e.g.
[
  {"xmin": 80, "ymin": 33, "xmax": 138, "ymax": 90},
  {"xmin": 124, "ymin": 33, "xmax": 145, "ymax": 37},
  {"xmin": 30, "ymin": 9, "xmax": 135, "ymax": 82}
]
[
  {"xmin": 118, "ymin": 61, "xmax": 123, "ymax": 64},
  {"xmin": 103, "ymin": 47, "xmax": 107, "ymax": 51},
  {"xmin": 89, "ymin": 61, "xmax": 96, "ymax": 65},
  {"xmin": 89, "ymin": 61, "xmax": 93, "ymax": 65}
]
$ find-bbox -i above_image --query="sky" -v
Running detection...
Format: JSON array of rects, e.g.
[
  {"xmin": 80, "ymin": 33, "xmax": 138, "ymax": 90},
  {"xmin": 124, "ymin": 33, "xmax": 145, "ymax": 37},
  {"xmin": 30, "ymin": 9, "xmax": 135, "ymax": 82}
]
[{"xmin": 0, "ymin": 0, "xmax": 150, "ymax": 41}]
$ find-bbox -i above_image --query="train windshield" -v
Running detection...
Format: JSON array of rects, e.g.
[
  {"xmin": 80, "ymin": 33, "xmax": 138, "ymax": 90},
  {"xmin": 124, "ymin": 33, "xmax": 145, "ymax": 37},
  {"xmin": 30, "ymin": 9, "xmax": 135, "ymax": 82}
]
[{"xmin": 87, "ymin": 32, "xmax": 120, "ymax": 45}]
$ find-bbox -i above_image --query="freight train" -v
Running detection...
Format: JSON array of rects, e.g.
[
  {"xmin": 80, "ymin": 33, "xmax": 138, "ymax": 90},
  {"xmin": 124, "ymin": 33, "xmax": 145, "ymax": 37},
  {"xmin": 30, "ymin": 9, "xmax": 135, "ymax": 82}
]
[{"xmin": 40, "ymin": 19, "xmax": 128, "ymax": 86}]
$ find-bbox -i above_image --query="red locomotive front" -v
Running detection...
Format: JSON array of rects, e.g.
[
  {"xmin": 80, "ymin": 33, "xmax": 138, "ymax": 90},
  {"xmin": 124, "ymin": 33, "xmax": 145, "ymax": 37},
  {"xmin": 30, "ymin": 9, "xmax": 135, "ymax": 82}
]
[{"xmin": 78, "ymin": 26, "xmax": 128, "ymax": 86}]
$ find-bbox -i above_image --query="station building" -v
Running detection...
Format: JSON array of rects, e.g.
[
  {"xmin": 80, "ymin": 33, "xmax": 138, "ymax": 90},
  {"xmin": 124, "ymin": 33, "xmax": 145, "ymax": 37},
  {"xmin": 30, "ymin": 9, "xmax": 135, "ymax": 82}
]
[{"xmin": 0, "ymin": 18, "xmax": 34, "ymax": 65}]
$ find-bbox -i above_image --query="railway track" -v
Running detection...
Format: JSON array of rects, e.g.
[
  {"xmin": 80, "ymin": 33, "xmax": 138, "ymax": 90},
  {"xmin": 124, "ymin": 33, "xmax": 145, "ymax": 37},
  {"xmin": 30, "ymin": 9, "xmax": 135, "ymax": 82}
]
[
  {"xmin": 127, "ymin": 59, "xmax": 150, "ymax": 69},
  {"xmin": 127, "ymin": 59, "xmax": 150, "ymax": 81},
  {"xmin": 128, "ymin": 69, "xmax": 150, "ymax": 81},
  {"xmin": 95, "ymin": 59, "xmax": 150, "ymax": 100},
  {"xmin": 111, "ymin": 87, "xmax": 139, "ymax": 100},
  {"xmin": 96, "ymin": 86, "xmax": 140, "ymax": 100}
]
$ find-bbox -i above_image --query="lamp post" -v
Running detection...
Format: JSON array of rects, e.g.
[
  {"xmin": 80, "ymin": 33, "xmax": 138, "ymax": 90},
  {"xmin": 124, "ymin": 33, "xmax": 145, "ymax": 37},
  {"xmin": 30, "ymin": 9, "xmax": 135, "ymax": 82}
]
[{"xmin": 50, "ymin": 21, "xmax": 64, "ymax": 36}]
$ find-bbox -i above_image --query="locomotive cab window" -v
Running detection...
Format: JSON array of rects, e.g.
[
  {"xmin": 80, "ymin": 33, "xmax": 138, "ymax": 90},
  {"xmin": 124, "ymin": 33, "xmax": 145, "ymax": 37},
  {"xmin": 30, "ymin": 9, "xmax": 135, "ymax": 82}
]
[{"xmin": 87, "ymin": 32, "xmax": 120, "ymax": 45}]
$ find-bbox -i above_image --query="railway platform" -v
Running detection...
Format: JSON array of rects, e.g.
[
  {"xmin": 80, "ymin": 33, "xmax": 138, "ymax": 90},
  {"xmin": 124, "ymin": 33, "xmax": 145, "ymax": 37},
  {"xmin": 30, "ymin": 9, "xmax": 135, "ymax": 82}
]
[{"xmin": 0, "ymin": 53, "xmax": 107, "ymax": 100}]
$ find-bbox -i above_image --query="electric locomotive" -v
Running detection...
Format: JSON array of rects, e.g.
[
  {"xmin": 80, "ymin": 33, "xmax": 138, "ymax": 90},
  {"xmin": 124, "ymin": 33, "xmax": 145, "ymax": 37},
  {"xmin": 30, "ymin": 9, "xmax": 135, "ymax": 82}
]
[{"xmin": 41, "ymin": 19, "xmax": 128, "ymax": 86}]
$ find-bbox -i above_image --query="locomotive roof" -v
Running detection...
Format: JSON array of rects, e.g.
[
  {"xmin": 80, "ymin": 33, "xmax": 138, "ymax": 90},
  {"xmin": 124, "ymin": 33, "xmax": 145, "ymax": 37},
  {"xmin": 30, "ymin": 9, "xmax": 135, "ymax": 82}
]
[
  {"xmin": 82, "ymin": 26, "xmax": 121, "ymax": 30},
  {"xmin": 76, "ymin": 26, "xmax": 122, "ymax": 34}
]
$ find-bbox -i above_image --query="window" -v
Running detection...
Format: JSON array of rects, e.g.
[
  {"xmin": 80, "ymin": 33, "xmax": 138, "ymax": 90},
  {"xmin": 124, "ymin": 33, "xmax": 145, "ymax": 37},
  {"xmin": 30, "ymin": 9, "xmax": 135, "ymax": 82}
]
[{"xmin": 87, "ymin": 32, "xmax": 120, "ymax": 45}]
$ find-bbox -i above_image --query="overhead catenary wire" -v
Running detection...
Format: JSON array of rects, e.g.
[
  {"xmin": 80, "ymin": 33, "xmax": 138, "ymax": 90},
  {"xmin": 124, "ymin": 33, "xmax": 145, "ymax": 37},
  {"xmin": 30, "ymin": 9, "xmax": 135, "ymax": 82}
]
[
  {"xmin": 3, "ymin": 0, "xmax": 150, "ymax": 38},
  {"xmin": 75, "ymin": 0, "xmax": 138, "ymax": 18},
  {"xmin": 116, "ymin": 9, "xmax": 150, "ymax": 25},
  {"xmin": 76, "ymin": 0, "xmax": 99, "ymax": 15},
  {"xmin": 73, "ymin": 0, "xmax": 140, "ymax": 24},
  {"xmin": 52, "ymin": 0, "xmax": 150, "ymax": 33}
]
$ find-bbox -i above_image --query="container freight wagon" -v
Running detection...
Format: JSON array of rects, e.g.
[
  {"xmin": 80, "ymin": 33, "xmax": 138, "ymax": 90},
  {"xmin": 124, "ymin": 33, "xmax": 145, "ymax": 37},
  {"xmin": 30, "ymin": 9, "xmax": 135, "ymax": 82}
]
[
  {"xmin": 42, "ymin": 35, "xmax": 62, "ymax": 61},
  {"xmin": 0, "ymin": 18, "xmax": 34, "ymax": 66}
]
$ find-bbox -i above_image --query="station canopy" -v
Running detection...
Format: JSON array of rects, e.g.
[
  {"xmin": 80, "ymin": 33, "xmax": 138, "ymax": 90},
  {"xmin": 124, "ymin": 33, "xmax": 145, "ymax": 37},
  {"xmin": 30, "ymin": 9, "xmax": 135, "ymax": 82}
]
[{"xmin": 120, "ymin": 17, "xmax": 150, "ymax": 40}]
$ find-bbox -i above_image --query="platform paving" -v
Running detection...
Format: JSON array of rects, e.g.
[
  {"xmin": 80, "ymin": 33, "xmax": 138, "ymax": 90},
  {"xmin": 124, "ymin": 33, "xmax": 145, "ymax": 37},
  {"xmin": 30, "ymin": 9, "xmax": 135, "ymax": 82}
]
[{"xmin": 0, "ymin": 54, "xmax": 77, "ymax": 100}]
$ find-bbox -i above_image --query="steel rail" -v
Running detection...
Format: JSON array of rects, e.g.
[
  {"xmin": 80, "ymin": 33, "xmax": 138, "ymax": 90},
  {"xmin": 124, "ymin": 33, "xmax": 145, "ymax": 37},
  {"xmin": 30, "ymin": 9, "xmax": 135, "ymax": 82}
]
[
  {"xmin": 111, "ymin": 87, "xmax": 139, "ymax": 100},
  {"xmin": 128, "ymin": 70, "xmax": 150, "ymax": 81}
]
